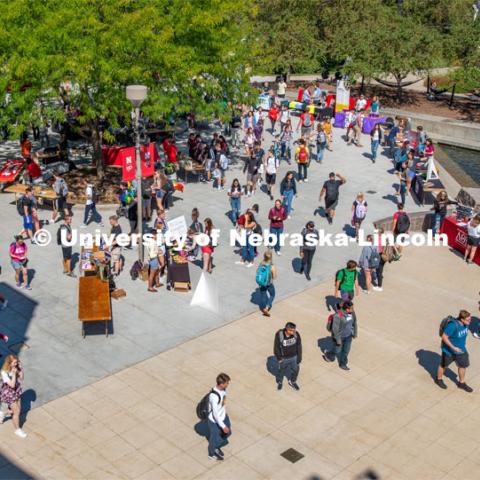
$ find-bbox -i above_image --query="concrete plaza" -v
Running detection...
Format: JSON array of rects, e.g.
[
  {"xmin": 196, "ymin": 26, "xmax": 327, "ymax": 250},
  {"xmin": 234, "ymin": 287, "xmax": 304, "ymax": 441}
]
[{"xmin": 0, "ymin": 245, "xmax": 478, "ymax": 479}]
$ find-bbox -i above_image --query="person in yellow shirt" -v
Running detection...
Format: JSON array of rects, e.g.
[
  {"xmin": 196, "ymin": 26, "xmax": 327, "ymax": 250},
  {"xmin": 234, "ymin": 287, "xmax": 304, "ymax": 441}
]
[
  {"xmin": 321, "ymin": 118, "xmax": 333, "ymax": 151},
  {"xmin": 295, "ymin": 139, "xmax": 310, "ymax": 183}
]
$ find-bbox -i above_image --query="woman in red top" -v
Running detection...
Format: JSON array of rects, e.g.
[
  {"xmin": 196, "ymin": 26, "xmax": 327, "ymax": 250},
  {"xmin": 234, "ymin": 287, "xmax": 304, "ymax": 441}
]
[
  {"xmin": 268, "ymin": 104, "xmax": 280, "ymax": 134},
  {"xmin": 201, "ymin": 218, "xmax": 215, "ymax": 274}
]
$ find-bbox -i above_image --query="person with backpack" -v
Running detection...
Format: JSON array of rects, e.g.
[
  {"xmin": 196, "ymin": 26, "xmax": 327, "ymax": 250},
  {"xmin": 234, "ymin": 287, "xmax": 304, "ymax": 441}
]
[
  {"xmin": 358, "ymin": 235, "xmax": 381, "ymax": 294},
  {"xmin": 321, "ymin": 118, "xmax": 333, "ymax": 151},
  {"xmin": 52, "ymin": 174, "xmax": 69, "ymax": 223},
  {"xmin": 57, "ymin": 216, "xmax": 76, "ymax": 277},
  {"xmin": 323, "ymin": 300, "xmax": 358, "ymax": 371},
  {"xmin": 436, "ymin": 310, "xmax": 473, "ymax": 392},
  {"xmin": 370, "ymin": 123, "xmax": 383, "ymax": 163},
  {"xmin": 299, "ymin": 221, "xmax": 319, "ymax": 281},
  {"xmin": 347, "ymin": 112, "xmax": 363, "ymax": 147},
  {"xmin": 206, "ymin": 373, "xmax": 232, "ymax": 461},
  {"xmin": 297, "ymin": 110, "xmax": 314, "ymax": 139},
  {"xmin": 264, "ymin": 148, "xmax": 279, "ymax": 201},
  {"xmin": 280, "ymin": 171, "xmax": 297, "ymax": 219},
  {"xmin": 268, "ymin": 200, "xmax": 287, "ymax": 256},
  {"xmin": 351, "ymin": 192, "xmax": 368, "ymax": 240},
  {"xmin": 294, "ymin": 139, "xmax": 310, "ymax": 183},
  {"xmin": 18, "ymin": 188, "xmax": 35, "ymax": 243},
  {"xmin": 392, "ymin": 203, "xmax": 410, "ymax": 252},
  {"xmin": 274, "ymin": 322, "xmax": 302, "ymax": 390},
  {"xmin": 236, "ymin": 212, "xmax": 257, "ymax": 267},
  {"xmin": 256, "ymin": 250, "xmax": 277, "ymax": 317},
  {"xmin": 81, "ymin": 183, "xmax": 103, "ymax": 228},
  {"xmin": 268, "ymin": 103, "xmax": 280, "ymax": 133},
  {"xmin": 9, "ymin": 236, "xmax": 30, "ymax": 290},
  {"xmin": 279, "ymin": 119, "xmax": 293, "ymax": 164},
  {"xmin": 320, "ymin": 172, "xmax": 346, "ymax": 225},
  {"xmin": 316, "ymin": 124, "xmax": 327, "ymax": 163},
  {"xmin": 334, "ymin": 260, "xmax": 359, "ymax": 302}
]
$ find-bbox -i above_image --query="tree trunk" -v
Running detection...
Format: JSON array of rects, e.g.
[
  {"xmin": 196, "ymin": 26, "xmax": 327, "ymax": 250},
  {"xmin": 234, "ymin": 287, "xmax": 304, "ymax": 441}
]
[
  {"xmin": 395, "ymin": 75, "xmax": 403, "ymax": 104},
  {"xmin": 360, "ymin": 75, "xmax": 365, "ymax": 94},
  {"xmin": 90, "ymin": 121, "xmax": 104, "ymax": 180},
  {"xmin": 286, "ymin": 65, "xmax": 292, "ymax": 84}
]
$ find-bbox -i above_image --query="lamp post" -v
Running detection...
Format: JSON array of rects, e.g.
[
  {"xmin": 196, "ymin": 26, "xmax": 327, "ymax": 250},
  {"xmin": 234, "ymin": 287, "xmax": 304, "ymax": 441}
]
[{"xmin": 126, "ymin": 85, "xmax": 148, "ymax": 262}]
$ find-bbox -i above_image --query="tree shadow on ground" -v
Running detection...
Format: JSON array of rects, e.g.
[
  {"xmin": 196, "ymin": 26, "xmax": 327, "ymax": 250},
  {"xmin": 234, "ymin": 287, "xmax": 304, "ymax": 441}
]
[{"xmin": 415, "ymin": 349, "xmax": 457, "ymax": 383}]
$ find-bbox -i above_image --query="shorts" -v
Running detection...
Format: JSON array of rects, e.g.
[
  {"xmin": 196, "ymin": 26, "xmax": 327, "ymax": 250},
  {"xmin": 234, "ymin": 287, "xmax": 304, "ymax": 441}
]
[
  {"xmin": 266, "ymin": 173, "xmax": 276, "ymax": 185},
  {"xmin": 148, "ymin": 257, "xmax": 159, "ymax": 270},
  {"xmin": 441, "ymin": 351, "xmax": 469, "ymax": 369},
  {"xmin": 467, "ymin": 236, "xmax": 480, "ymax": 247},
  {"xmin": 301, "ymin": 126, "xmax": 312, "ymax": 138},
  {"xmin": 55, "ymin": 196, "xmax": 66, "ymax": 212},
  {"xmin": 205, "ymin": 159, "xmax": 215, "ymax": 172},
  {"xmin": 352, "ymin": 215, "xmax": 365, "ymax": 226},
  {"xmin": 201, "ymin": 246, "xmax": 214, "ymax": 255},
  {"xmin": 22, "ymin": 215, "xmax": 33, "ymax": 230},
  {"xmin": 247, "ymin": 173, "xmax": 259, "ymax": 184},
  {"xmin": 62, "ymin": 247, "xmax": 72, "ymax": 261},
  {"xmin": 325, "ymin": 197, "xmax": 338, "ymax": 210},
  {"xmin": 11, "ymin": 260, "xmax": 26, "ymax": 270},
  {"xmin": 111, "ymin": 247, "xmax": 122, "ymax": 263},
  {"xmin": 156, "ymin": 190, "xmax": 164, "ymax": 199}
]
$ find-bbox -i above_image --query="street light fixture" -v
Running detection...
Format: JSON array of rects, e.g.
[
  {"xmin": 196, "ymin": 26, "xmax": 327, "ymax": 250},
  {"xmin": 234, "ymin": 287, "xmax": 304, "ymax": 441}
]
[{"xmin": 126, "ymin": 85, "xmax": 147, "ymax": 263}]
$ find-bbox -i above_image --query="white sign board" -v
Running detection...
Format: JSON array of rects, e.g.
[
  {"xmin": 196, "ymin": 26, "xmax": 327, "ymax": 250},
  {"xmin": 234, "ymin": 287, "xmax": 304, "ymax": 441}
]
[{"xmin": 167, "ymin": 215, "xmax": 188, "ymax": 238}]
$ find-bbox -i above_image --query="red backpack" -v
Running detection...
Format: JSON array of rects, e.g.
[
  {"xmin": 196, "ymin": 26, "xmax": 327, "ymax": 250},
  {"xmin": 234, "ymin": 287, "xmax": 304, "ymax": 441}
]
[{"xmin": 298, "ymin": 146, "xmax": 308, "ymax": 163}]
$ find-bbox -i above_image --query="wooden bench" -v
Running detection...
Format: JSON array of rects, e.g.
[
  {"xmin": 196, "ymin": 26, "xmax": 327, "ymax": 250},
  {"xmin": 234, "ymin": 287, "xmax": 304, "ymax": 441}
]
[{"xmin": 78, "ymin": 276, "xmax": 111, "ymax": 338}]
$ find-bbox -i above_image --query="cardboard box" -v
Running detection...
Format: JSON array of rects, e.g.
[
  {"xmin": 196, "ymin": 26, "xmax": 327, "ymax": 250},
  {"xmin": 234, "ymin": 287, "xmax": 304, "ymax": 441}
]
[
  {"xmin": 174, "ymin": 281, "xmax": 190, "ymax": 292},
  {"xmin": 111, "ymin": 288, "xmax": 127, "ymax": 300}
]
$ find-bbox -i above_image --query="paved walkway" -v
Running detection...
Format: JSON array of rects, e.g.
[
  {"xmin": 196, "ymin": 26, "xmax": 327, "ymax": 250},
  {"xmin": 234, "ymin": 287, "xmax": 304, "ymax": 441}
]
[
  {"xmin": 0, "ymin": 118, "xmax": 428, "ymax": 407},
  {"xmin": 0, "ymin": 245, "xmax": 479, "ymax": 480}
]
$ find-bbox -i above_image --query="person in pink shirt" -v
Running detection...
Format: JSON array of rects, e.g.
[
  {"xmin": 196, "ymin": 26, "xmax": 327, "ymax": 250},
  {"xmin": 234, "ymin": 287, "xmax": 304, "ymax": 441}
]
[
  {"xmin": 424, "ymin": 138, "xmax": 435, "ymax": 158},
  {"xmin": 268, "ymin": 199, "xmax": 287, "ymax": 256},
  {"xmin": 9, "ymin": 236, "xmax": 30, "ymax": 290}
]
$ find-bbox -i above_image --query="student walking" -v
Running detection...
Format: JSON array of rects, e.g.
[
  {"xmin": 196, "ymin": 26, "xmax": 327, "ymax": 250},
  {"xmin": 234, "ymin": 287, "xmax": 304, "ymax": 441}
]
[
  {"xmin": 358, "ymin": 235, "xmax": 381, "ymax": 294},
  {"xmin": 202, "ymin": 218, "xmax": 215, "ymax": 273},
  {"xmin": 228, "ymin": 179, "xmax": 243, "ymax": 225},
  {"xmin": 465, "ymin": 214, "xmax": 480, "ymax": 265},
  {"xmin": 9, "ymin": 236, "xmax": 30, "ymax": 290},
  {"xmin": 256, "ymin": 250, "xmax": 277, "ymax": 317},
  {"xmin": 316, "ymin": 124, "xmax": 327, "ymax": 163},
  {"xmin": 320, "ymin": 172, "xmax": 346, "ymax": 224},
  {"xmin": 280, "ymin": 171, "xmax": 297, "ymax": 219},
  {"xmin": 323, "ymin": 301, "xmax": 358, "ymax": 371},
  {"xmin": 295, "ymin": 139, "xmax": 310, "ymax": 183},
  {"xmin": 268, "ymin": 200, "xmax": 287, "ymax": 255},
  {"xmin": 299, "ymin": 221, "xmax": 319, "ymax": 281},
  {"xmin": 207, "ymin": 373, "xmax": 232, "ymax": 461},
  {"xmin": 431, "ymin": 191, "xmax": 456, "ymax": 236},
  {"xmin": 351, "ymin": 192, "xmax": 368, "ymax": 240},
  {"xmin": 81, "ymin": 183, "xmax": 103, "ymax": 227},
  {"xmin": 52, "ymin": 174, "xmax": 69, "ymax": 222},
  {"xmin": 436, "ymin": 310, "xmax": 473, "ymax": 392},
  {"xmin": 264, "ymin": 149, "xmax": 279, "ymax": 200},
  {"xmin": 274, "ymin": 322, "xmax": 302, "ymax": 391},
  {"xmin": 0, "ymin": 355, "xmax": 27, "ymax": 438},
  {"xmin": 334, "ymin": 260, "xmax": 359, "ymax": 302},
  {"xmin": 56, "ymin": 216, "xmax": 76, "ymax": 277},
  {"xmin": 370, "ymin": 123, "xmax": 383, "ymax": 163}
]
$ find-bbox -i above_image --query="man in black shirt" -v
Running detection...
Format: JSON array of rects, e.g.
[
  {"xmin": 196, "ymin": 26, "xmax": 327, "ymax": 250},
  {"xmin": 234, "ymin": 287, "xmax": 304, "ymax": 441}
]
[
  {"xmin": 273, "ymin": 322, "xmax": 302, "ymax": 391},
  {"xmin": 57, "ymin": 215, "xmax": 76, "ymax": 277},
  {"xmin": 243, "ymin": 147, "xmax": 262, "ymax": 197},
  {"xmin": 20, "ymin": 188, "xmax": 35, "ymax": 242},
  {"xmin": 109, "ymin": 215, "xmax": 123, "ymax": 275},
  {"xmin": 319, "ymin": 172, "xmax": 346, "ymax": 224}
]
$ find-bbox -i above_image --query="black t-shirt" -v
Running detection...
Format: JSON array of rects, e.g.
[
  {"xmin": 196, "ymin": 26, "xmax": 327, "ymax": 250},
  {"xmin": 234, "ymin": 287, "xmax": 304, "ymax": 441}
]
[
  {"xmin": 22, "ymin": 196, "xmax": 33, "ymax": 215},
  {"xmin": 245, "ymin": 156, "xmax": 261, "ymax": 175},
  {"xmin": 127, "ymin": 203, "xmax": 138, "ymax": 222},
  {"xmin": 323, "ymin": 179, "xmax": 343, "ymax": 200},
  {"xmin": 111, "ymin": 224, "xmax": 122, "ymax": 248}
]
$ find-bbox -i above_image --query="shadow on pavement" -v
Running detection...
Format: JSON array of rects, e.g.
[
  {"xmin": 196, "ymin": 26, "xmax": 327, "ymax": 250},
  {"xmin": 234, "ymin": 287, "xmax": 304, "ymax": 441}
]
[{"xmin": 415, "ymin": 349, "xmax": 457, "ymax": 383}]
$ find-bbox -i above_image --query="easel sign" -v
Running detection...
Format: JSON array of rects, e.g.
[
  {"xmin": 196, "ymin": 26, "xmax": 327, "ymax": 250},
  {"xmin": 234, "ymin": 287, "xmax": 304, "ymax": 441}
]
[{"xmin": 426, "ymin": 157, "xmax": 440, "ymax": 181}]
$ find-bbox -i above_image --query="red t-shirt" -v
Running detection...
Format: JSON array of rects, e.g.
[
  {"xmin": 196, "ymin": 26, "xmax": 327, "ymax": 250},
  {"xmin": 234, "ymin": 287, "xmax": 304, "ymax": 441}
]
[
  {"xmin": 300, "ymin": 112, "xmax": 314, "ymax": 127},
  {"xmin": 167, "ymin": 144, "xmax": 178, "ymax": 163},
  {"xmin": 26, "ymin": 162, "xmax": 42, "ymax": 178},
  {"xmin": 268, "ymin": 107, "xmax": 279, "ymax": 121}
]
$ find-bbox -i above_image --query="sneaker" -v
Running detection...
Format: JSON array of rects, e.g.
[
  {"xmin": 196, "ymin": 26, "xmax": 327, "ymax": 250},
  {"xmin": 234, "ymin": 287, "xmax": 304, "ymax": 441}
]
[
  {"xmin": 372, "ymin": 286, "xmax": 383, "ymax": 292},
  {"xmin": 246, "ymin": 262, "xmax": 254, "ymax": 268},
  {"xmin": 30, "ymin": 240, "xmax": 37, "ymax": 245},
  {"xmin": 339, "ymin": 364, "xmax": 350, "ymax": 371},
  {"xmin": 261, "ymin": 308, "xmax": 271, "ymax": 317},
  {"xmin": 473, "ymin": 332, "xmax": 480, "ymax": 339},
  {"xmin": 304, "ymin": 178, "xmax": 308, "ymax": 183},
  {"xmin": 66, "ymin": 272, "xmax": 77, "ymax": 278},
  {"xmin": 275, "ymin": 251, "xmax": 282, "ymax": 256},
  {"xmin": 458, "ymin": 382, "xmax": 473, "ymax": 393},
  {"xmin": 322, "ymin": 354, "xmax": 334, "ymax": 363},
  {"xmin": 80, "ymin": 224, "xmax": 87, "ymax": 228},
  {"xmin": 363, "ymin": 289, "xmax": 370, "ymax": 294},
  {"xmin": 288, "ymin": 380, "xmax": 300, "ymax": 391},
  {"xmin": 277, "ymin": 382, "xmax": 283, "ymax": 391},
  {"xmin": 215, "ymin": 448, "xmax": 224, "ymax": 458},
  {"xmin": 235, "ymin": 260, "xmax": 245, "ymax": 265},
  {"xmin": 434, "ymin": 378, "xmax": 447, "ymax": 390},
  {"xmin": 16, "ymin": 283, "xmax": 23, "ymax": 288},
  {"xmin": 305, "ymin": 273, "xmax": 311, "ymax": 281},
  {"xmin": 208, "ymin": 453, "xmax": 223, "ymax": 461},
  {"xmin": 14, "ymin": 429, "xmax": 27, "ymax": 439},
  {"xmin": 287, "ymin": 215, "xmax": 291, "ymax": 219},
  {"xmin": 0, "ymin": 300, "xmax": 8, "ymax": 310},
  {"xmin": 23, "ymin": 285, "xmax": 32, "ymax": 290},
  {"xmin": 99, "ymin": 223, "xmax": 104, "ymax": 227}
]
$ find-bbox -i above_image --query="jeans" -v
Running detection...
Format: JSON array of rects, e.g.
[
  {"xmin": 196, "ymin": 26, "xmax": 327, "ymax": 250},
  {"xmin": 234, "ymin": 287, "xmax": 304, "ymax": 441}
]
[
  {"xmin": 297, "ymin": 163, "xmax": 308, "ymax": 180},
  {"xmin": 242, "ymin": 234, "xmax": 255, "ymax": 263},
  {"xmin": 270, "ymin": 226, "xmax": 283, "ymax": 252},
  {"xmin": 327, "ymin": 335, "xmax": 353, "ymax": 367},
  {"xmin": 282, "ymin": 190, "xmax": 294, "ymax": 215},
  {"xmin": 260, "ymin": 283, "xmax": 275, "ymax": 310},
  {"xmin": 433, "ymin": 212, "xmax": 445, "ymax": 236},
  {"xmin": 371, "ymin": 139, "xmax": 379, "ymax": 161},
  {"xmin": 275, "ymin": 355, "xmax": 299, "ymax": 384},
  {"xmin": 301, "ymin": 249, "xmax": 315, "ymax": 275},
  {"xmin": 375, "ymin": 259, "xmax": 385, "ymax": 287},
  {"xmin": 208, "ymin": 415, "xmax": 231, "ymax": 456},
  {"xmin": 399, "ymin": 182, "xmax": 406, "ymax": 205},
  {"xmin": 340, "ymin": 290, "xmax": 354, "ymax": 302},
  {"xmin": 83, "ymin": 203, "xmax": 102, "ymax": 225},
  {"xmin": 281, "ymin": 140, "xmax": 291, "ymax": 162},
  {"xmin": 230, "ymin": 197, "xmax": 241, "ymax": 223},
  {"xmin": 316, "ymin": 143, "xmax": 326, "ymax": 162}
]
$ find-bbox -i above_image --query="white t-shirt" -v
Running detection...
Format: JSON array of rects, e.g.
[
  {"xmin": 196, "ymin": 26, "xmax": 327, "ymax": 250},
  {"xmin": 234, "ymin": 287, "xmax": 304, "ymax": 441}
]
[
  {"xmin": 85, "ymin": 185, "xmax": 94, "ymax": 205},
  {"xmin": 467, "ymin": 223, "xmax": 480, "ymax": 238},
  {"xmin": 278, "ymin": 81, "xmax": 287, "ymax": 95},
  {"xmin": 208, "ymin": 387, "xmax": 226, "ymax": 428},
  {"xmin": 1, "ymin": 370, "xmax": 11, "ymax": 384},
  {"xmin": 280, "ymin": 110, "xmax": 290, "ymax": 124},
  {"xmin": 265, "ymin": 156, "xmax": 279, "ymax": 175},
  {"xmin": 356, "ymin": 99, "xmax": 367, "ymax": 111}
]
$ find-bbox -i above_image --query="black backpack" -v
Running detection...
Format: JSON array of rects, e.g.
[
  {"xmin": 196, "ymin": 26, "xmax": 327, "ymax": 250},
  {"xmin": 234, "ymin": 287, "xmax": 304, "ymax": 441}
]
[
  {"xmin": 396, "ymin": 212, "xmax": 410, "ymax": 233},
  {"xmin": 129, "ymin": 260, "xmax": 143, "ymax": 281},
  {"xmin": 16, "ymin": 195, "xmax": 25, "ymax": 216},
  {"xmin": 57, "ymin": 225, "xmax": 66, "ymax": 246},
  {"xmin": 196, "ymin": 389, "xmax": 221, "ymax": 420},
  {"xmin": 439, "ymin": 316, "xmax": 457, "ymax": 337}
]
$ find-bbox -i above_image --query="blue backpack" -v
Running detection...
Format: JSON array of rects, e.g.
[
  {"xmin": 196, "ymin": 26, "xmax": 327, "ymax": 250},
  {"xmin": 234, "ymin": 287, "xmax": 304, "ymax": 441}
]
[{"xmin": 256, "ymin": 263, "xmax": 272, "ymax": 287}]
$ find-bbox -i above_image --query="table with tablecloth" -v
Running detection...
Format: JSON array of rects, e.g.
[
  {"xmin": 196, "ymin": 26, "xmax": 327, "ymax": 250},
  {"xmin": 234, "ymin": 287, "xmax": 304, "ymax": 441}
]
[
  {"xmin": 441, "ymin": 216, "xmax": 480, "ymax": 265},
  {"xmin": 362, "ymin": 115, "xmax": 386, "ymax": 134},
  {"xmin": 167, "ymin": 260, "xmax": 191, "ymax": 291}
]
